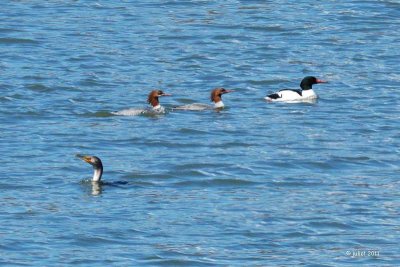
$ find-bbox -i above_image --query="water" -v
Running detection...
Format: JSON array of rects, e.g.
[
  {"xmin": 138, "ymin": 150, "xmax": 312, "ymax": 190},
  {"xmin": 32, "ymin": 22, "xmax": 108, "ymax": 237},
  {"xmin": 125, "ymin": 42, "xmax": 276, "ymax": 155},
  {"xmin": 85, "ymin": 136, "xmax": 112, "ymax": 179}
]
[{"xmin": 1, "ymin": 1, "xmax": 399, "ymax": 266}]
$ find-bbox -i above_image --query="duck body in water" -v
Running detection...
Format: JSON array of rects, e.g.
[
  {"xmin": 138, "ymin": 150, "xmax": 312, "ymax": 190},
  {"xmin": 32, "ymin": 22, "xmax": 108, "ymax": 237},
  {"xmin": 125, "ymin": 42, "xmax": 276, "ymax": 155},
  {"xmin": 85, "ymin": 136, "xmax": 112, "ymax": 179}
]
[
  {"xmin": 174, "ymin": 88, "xmax": 234, "ymax": 111},
  {"xmin": 265, "ymin": 76, "xmax": 327, "ymax": 103},
  {"xmin": 113, "ymin": 90, "xmax": 171, "ymax": 116}
]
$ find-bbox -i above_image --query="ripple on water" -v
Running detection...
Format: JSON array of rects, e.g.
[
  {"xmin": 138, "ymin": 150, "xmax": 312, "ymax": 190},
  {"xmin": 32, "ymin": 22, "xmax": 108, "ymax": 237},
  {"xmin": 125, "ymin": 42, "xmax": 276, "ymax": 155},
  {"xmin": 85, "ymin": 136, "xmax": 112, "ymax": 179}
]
[
  {"xmin": 0, "ymin": 37, "xmax": 39, "ymax": 45},
  {"xmin": 177, "ymin": 128, "xmax": 211, "ymax": 135},
  {"xmin": 0, "ymin": 182, "xmax": 35, "ymax": 191},
  {"xmin": 306, "ymin": 221, "xmax": 356, "ymax": 230},
  {"xmin": 25, "ymin": 83, "xmax": 53, "ymax": 92},
  {"xmin": 173, "ymin": 178, "xmax": 259, "ymax": 188},
  {"xmin": 123, "ymin": 172, "xmax": 175, "ymax": 181},
  {"xmin": 81, "ymin": 110, "xmax": 116, "ymax": 117},
  {"xmin": 142, "ymin": 258, "xmax": 215, "ymax": 266}
]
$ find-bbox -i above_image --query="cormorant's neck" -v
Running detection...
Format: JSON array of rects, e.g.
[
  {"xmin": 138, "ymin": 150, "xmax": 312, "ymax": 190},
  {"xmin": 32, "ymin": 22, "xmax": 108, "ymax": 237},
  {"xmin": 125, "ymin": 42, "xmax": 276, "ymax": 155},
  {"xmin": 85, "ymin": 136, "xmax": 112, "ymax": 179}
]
[{"xmin": 92, "ymin": 165, "xmax": 103, "ymax": 182}]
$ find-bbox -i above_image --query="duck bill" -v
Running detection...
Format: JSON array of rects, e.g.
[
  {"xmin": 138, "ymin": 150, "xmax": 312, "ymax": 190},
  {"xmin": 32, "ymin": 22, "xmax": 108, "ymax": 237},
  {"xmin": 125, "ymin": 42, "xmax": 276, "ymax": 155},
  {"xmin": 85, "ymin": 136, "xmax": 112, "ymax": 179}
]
[
  {"xmin": 316, "ymin": 79, "xmax": 327, "ymax": 83},
  {"xmin": 223, "ymin": 90, "xmax": 234, "ymax": 94},
  {"xmin": 160, "ymin": 93, "xmax": 172, "ymax": 96}
]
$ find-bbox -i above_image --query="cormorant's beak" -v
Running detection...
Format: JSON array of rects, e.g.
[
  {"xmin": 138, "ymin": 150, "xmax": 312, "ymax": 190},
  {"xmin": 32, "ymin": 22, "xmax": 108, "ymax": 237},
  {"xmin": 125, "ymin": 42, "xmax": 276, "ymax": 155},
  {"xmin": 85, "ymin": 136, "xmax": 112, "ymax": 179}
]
[
  {"xmin": 316, "ymin": 79, "xmax": 327, "ymax": 83},
  {"xmin": 76, "ymin": 154, "xmax": 92, "ymax": 164}
]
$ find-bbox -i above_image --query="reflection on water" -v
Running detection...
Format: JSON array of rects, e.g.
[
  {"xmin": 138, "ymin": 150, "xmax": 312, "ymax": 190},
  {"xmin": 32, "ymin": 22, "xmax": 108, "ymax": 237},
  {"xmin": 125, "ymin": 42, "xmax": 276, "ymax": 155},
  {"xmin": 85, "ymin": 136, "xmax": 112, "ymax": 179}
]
[
  {"xmin": 81, "ymin": 180, "xmax": 130, "ymax": 196},
  {"xmin": 91, "ymin": 182, "xmax": 102, "ymax": 196},
  {"xmin": 80, "ymin": 180, "xmax": 103, "ymax": 196}
]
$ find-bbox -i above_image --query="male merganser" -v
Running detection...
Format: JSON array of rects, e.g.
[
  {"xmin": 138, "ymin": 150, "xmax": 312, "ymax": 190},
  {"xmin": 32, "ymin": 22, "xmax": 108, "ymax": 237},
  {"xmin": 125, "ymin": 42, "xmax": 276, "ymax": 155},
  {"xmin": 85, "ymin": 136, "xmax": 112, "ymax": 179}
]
[
  {"xmin": 173, "ymin": 88, "xmax": 234, "ymax": 111},
  {"xmin": 113, "ymin": 89, "xmax": 171, "ymax": 116},
  {"xmin": 77, "ymin": 154, "xmax": 103, "ymax": 182},
  {"xmin": 265, "ymin": 76, "xmax": 327, "ymax": 102}
]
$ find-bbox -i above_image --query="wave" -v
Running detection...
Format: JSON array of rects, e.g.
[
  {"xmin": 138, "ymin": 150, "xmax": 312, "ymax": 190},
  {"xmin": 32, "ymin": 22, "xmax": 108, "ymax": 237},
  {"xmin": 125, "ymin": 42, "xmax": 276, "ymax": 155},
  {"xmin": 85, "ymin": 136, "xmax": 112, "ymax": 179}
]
[
  {"xmin": 172, "ymin": 103, "xmax": 211, "ymax": 111},
  {"xmin": 174, "ymin": 178, "xmax": 259, "ymax": 187},
  {"xmin": 0, "ymin": 37, "xmax": 39, "ymax": 44},
  {"xmin": 112, "ymin": 108, "xmax": 145, "ymax": 116},
  {"xmin": 112, "ymin": 107, "xmax": 167, "ymax": 116}
]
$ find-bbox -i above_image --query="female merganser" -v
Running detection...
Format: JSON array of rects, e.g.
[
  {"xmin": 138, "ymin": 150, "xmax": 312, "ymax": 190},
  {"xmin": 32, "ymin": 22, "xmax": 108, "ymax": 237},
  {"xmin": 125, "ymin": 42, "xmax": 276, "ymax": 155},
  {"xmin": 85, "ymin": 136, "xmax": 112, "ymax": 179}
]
[
  {"xmin": 211, "ymin": 88, "xmax": 234, "ymax": 108},
  {"xmin": 77, "ymin": 154, "xmax": 103, "ymax": 182},
  {"xmin": 173, "ymin": 88, "xmax": 234, "ymax": 111},
  {"xmin": 147, "ymin": 89, "xmax": 172, "ymax": 111},
  {"xmin": 113, "ymin": 89, "xmax": 171, "ymax": 116},
  {"xmin": 265, "ymin": 76, "xmax": 327, "ymax": 102}
]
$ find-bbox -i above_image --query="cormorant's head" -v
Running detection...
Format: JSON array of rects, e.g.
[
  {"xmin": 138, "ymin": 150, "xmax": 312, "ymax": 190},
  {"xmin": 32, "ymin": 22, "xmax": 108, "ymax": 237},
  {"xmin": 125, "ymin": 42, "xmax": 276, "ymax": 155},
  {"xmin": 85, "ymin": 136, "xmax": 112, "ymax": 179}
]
[
  {"xmin": 300, "ymin": 76, "xmax": 327, "ymax": 90},
  {"xmin": 76, "ymin": 155, "xmax": 103, "ymax": 168},
  {"xmin": 210, "ymin": 88, "xmax": 234, "ymax": 103}
]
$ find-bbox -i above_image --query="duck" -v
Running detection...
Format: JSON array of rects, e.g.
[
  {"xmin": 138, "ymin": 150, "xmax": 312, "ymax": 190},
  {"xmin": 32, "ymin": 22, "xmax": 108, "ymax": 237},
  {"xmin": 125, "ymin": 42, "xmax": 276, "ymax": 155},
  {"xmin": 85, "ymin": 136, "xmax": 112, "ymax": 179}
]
[
  {"xmin": 147, "ymin": 89, "xmax": 172, "ymax": 112},
  {"xmin": 113, "ymin": 89, "xmax": 171, "ymax": 116},
  {"xmin": 211, "ymin": 88, "xmax": 234, "ymax": 108},
  {"xmin": 265, "ymin": 76, "xmax": 327, "ymax": 102},
  {"xmin": 173, "ymin": 88, "xmax": 234, "ymax": 111}
]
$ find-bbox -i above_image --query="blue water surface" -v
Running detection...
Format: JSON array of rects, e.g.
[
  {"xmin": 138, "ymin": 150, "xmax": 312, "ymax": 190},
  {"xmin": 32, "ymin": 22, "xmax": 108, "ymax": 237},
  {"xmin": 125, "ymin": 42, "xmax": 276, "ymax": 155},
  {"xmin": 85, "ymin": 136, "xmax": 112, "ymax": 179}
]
[{"xmin": 1, "ymin": 1, "xmax": 399, "ymax": 266}]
